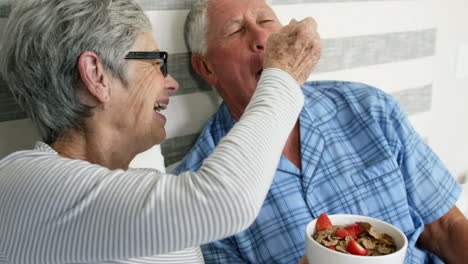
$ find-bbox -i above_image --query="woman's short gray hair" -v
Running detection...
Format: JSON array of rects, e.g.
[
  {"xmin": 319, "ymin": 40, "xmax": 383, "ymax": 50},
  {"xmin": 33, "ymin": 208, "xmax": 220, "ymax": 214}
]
[
  {"xmin": 184, "ymin": 0, "xmax": 273, "ymax": 55},
  {"xmin": 0, "ymin": 0, "xmax": 152, "ymax": 144}
]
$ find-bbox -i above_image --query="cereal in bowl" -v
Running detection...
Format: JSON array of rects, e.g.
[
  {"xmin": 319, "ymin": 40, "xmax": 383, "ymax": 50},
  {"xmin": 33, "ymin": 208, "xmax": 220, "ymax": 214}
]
[{"xmin": 312, "ymin": 213, "xmax": 397, "ymax": 256}]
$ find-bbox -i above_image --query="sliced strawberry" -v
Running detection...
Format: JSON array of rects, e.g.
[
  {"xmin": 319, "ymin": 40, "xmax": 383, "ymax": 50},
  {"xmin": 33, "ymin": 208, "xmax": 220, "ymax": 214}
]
[
  {"xmin": 347, "ymin": 240, "xmax": 368, "ymax": 256},
  {"xmin": 335, "ymin": 229, "xmax": 351, "ymax": 238},
  {"xmin": 327, "ymin": 245, "xmax": 336, "ymax": 250},
  {"xmin": 346, "ymin": 223, "xmax": 362, "ymax": 236},
  {"xmin": 336, "ymin": 228, "xmax": 357, "ymax": 239},
  {"xmin": 315, "ymin": 213, "xmax": 332, "ymax": 232}
]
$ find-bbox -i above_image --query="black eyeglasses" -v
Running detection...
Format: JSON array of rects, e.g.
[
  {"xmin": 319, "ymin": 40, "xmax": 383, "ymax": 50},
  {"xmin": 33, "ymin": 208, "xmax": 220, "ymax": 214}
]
[{"xmin": 125, "ymin": 51, "xmax": 168, "ymax": 77}]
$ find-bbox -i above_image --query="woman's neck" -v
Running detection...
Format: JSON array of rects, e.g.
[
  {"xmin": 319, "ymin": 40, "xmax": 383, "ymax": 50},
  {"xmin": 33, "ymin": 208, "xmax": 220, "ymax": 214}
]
[{"xmin": 51, "ymin": 128, "xmax": 137, "ymax": 171}]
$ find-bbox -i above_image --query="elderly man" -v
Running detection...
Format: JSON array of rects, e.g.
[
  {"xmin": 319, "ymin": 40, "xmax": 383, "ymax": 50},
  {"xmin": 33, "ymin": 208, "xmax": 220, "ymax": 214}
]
[
  {"xmin": 0, "ymin": 0, "xmax": 321, "ymax": 263},
  {"xmin": 174, "ymin": 0, "xmax": 468, "ymax": 263}
]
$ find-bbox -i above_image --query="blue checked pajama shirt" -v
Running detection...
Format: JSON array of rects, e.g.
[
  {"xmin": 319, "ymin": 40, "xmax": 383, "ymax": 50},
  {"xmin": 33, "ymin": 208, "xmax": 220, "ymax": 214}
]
[{"xmin": 173, "ymin": 81, "xmax": 461, "ymax": 264}]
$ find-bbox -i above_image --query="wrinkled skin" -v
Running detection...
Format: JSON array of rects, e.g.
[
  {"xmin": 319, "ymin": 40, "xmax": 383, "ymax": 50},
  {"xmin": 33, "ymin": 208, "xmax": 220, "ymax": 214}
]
[{"xmin": 192, "ymin": 0, "xmax": 321, "ymax": 120}]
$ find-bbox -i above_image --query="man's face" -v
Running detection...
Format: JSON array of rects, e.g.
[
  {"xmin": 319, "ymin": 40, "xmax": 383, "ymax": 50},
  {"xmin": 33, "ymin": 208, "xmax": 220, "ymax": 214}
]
[{"xmin": 202, "ymin": 0, "xmax": 281, "ymax": 119}]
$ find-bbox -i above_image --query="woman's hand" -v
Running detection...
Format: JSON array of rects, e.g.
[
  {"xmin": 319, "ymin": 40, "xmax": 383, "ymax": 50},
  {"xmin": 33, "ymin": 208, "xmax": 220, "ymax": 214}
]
[{"xmin": 263, "ymin": 17, "xmax": 321, "ymax": 86}]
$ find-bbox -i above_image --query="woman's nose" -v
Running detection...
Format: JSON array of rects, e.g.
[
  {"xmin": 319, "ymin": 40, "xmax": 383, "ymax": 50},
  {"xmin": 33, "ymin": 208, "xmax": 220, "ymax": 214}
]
[{"xmin": 165, "ymin": 74, "xmax": 179, "ymax": 95}]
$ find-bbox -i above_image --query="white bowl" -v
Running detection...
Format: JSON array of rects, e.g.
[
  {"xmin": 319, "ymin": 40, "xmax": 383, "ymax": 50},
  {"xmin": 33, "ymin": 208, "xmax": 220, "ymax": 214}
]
[{"xmin": 305, "ymin": 214, "xmax": 408, "ymax": 264}]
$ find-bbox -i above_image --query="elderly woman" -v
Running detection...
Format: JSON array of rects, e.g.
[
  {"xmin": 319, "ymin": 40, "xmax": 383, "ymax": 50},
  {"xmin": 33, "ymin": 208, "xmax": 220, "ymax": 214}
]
[{"xmin": 0, "ymin": 0, "xmax": 320, "ymax": 263}]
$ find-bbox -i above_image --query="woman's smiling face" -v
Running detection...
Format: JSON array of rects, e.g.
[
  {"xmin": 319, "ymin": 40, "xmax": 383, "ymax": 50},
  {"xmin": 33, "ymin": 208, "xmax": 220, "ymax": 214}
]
[{"xmin": 110, "ymin": 32, "xmax": 179, "ymax": 148}]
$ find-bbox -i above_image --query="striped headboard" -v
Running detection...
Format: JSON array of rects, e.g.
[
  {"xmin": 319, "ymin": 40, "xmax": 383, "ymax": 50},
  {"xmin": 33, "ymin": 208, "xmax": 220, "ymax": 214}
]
[{"xmin": 0, "ymin": 0, "xmax": 436, "ymax": 169}]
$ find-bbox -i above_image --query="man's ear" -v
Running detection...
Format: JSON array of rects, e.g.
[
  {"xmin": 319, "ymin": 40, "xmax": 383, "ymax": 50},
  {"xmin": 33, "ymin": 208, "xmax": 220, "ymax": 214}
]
[
  {"xmin": 78, "ymin": 51, "xmax": 111, "ymax": 104},
  {"xmin": 191, "ymin": 54, "xmax": 218, "ymax": 86}
]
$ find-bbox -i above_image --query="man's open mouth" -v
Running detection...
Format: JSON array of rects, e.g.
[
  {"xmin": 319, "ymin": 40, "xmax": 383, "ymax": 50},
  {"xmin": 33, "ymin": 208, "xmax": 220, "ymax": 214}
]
[{"xmin": 256, "ymin": 69, "xmax": 263, "ymax": 80}]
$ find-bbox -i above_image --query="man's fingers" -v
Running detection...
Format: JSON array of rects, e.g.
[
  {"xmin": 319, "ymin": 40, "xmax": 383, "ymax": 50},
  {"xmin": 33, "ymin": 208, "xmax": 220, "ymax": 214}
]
[{"xmin": 297, "ymin": 255, "xmax": 309, "ymax": 264}]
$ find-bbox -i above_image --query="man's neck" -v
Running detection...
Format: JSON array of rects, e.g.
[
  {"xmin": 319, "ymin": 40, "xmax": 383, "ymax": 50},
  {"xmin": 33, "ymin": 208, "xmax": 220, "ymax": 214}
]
[
  {"xmin": 229, "ymin": 103, "xmax": 302, "ymax": 169},
  {"xmin": 282, "ymin": 122, "xmax": 302, "ymax": 170}
]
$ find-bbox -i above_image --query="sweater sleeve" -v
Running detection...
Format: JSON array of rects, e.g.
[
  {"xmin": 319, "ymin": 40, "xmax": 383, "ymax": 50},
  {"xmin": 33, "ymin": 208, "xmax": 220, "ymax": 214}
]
[
  {"xmin": 0, "ymin": 68, "xmax": 304, "ymax": 263},
  {"xmin": 170, "ymin": 68, "xmax": 304, "ymax": 247}
]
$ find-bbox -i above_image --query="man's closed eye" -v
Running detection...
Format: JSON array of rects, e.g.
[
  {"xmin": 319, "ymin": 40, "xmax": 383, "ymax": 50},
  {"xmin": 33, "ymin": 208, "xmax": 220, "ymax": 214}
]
[{"xmin": 229, "ymin": 27, "xmax": 244, "ymax": 36}]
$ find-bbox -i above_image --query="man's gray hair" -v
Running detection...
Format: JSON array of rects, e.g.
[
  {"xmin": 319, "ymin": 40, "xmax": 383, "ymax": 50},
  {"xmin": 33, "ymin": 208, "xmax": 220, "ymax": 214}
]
[
  {"xmin": 184, "ymin": 0, "xmax": 272, "ymax": 55},
  {"xmin": 184, "ymin": 0, "xmax": 210, "ymax": 55},
  {"xmin": 0, "ymin": 0, "xmax": 152, "ymax": 144}
]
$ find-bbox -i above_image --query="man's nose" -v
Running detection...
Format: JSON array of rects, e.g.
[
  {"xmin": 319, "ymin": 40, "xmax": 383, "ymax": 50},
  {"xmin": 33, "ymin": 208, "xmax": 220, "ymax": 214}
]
[
  {"xmin": 164, "ymin": 74, "xmax": 179, "ymax": 95},
  {"xmin": 249, "ymin": 27, "xmax": 269, "ymax": 52}
]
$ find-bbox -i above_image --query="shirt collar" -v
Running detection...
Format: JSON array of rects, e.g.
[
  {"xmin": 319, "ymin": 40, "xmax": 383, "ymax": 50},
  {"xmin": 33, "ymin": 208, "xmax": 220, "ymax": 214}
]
[
  {"xmin": 215, "ymin": 81, "xmax": 339, "ymax": 133},
  {"xmin": 215, "ymin": 103, "xmax": 238, "ymax": 131},
  {"xmin": 300, "ymin": 81, "xmax": 339, "ymax": 126},
  {"xmin": 34, "ymin": 141, "xmax": 58, "ymax": 154}
]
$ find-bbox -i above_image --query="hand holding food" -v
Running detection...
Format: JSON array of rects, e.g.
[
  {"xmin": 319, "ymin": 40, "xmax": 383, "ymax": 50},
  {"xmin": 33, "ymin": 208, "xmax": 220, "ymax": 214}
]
[{"xmin": 263, "ymin": 17, "xmax": 321, "ymax": 86}]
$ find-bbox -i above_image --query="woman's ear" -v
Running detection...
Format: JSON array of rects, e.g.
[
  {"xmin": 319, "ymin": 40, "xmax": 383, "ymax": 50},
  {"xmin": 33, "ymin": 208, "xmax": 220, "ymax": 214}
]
[
  {"xmin": 78, "ymin": 51, "xmax": 111, "ymax": 103},
  {"xmin": 191, "ymin": 54, "xmax": 218, "ymax": 86}
]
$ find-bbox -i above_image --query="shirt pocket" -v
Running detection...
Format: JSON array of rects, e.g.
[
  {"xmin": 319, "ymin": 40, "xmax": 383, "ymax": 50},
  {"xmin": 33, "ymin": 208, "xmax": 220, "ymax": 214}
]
[{"xmin": 350, "ymin": 158, "xmax": 415, "ymax": 234}]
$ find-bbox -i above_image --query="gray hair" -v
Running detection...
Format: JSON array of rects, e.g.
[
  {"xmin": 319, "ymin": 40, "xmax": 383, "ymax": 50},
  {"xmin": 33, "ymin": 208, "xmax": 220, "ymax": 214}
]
[
  {"xmin": 0, "ymin": 0, "xmax": 152, "ymax": 144},
  {"xmin": 184, "ymin": 0, "xmax": 210, "ymax": 55},
  {"xmin": 184, "ymin": 0, "xmax": 273, "ymax": 55}
]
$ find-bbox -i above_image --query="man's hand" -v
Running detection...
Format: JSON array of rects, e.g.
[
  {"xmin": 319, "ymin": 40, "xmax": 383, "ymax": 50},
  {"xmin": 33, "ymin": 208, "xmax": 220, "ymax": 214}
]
[
  {"xmin": 297, "ymin": 255, "xmax": 309, "ymax": 264},
  {"xmin": 263, "ymin": 17, "xmax": 321, "ymax": 86},
  {"xmin": 418, "ymin": 206, "xmax": 468, "ymax": 263}
]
